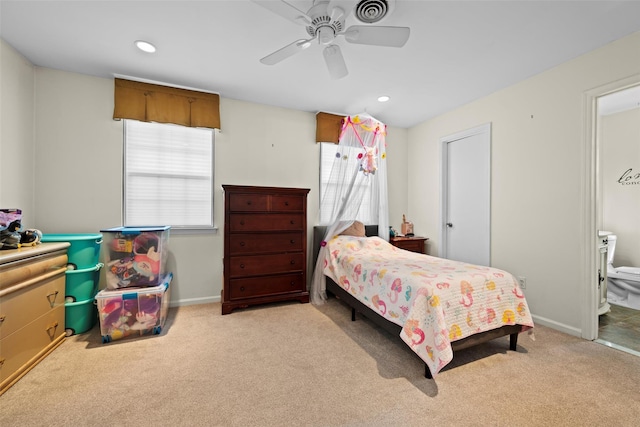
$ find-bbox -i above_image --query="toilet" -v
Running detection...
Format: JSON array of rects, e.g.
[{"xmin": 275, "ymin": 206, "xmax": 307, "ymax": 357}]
[{"xmin": 606, "ymin": 233, "xmax": 640, "ymax": 310}]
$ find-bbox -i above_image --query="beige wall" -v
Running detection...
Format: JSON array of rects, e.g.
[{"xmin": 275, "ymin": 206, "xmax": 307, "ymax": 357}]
[
  {"xmin": 0, "ymin": 46, "xmax": 408, "ymax": 306},
  {"xmin": 0, "ymin": 41, "xmax": 36, "ymax": 227},
  {"xmin": 601, "ymin": 107, "xmax": 640, "ymax": 267},
  {"xmin": 3, "ymin": 28, "xmax": 639, "ymax": 335},
  {"xmin": 408, "ymin": 31, "xmax": 640, "ymax": 334}
]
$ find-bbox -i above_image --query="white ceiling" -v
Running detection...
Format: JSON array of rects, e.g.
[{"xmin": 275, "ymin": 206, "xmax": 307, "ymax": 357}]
[{"xmin": 1, "ymin": 0, "xmax": 640, "ymax": 128}]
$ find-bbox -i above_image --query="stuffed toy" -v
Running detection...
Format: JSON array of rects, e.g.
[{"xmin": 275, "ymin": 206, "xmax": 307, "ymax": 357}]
[{"xmin": 0, "ymin": 220, "xmax": 22, "ymax": 250}]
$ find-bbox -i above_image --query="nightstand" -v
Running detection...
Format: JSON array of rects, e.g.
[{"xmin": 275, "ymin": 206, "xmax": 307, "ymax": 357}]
[{"xmin": 390, "ymin": 236, "xmax": 428, "ymax": 254}]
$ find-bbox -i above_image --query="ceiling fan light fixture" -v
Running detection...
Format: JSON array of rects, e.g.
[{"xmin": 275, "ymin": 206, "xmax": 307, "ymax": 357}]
[
  {"xmin": 317, "ymin": 26, "xmax": 335, "ymax": 45},
  {"xmin": 135, "ymin": 40, "xmax": 156, "ymax": 53},
  {"xmin": 378, "ymin": 95, "xmax": 390, "ymax": 102}
]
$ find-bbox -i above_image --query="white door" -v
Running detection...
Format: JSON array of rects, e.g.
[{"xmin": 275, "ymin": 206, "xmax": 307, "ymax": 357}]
[{"xmin": 441, "ymin": 124, "xmax": 491, "ymax": 265}]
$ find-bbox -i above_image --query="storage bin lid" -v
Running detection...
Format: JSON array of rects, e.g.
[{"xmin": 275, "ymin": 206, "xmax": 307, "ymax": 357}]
[
  {"xmin": 95, "ymin": 272, "xmax": 173, "ymax": 298},
  {"xmin": 100, "ymin": 226, "xmax": 171, "ymax": 234},
  {"xmin": 42, "ymin": 233, "xmax": 102, "ymax": 241}
]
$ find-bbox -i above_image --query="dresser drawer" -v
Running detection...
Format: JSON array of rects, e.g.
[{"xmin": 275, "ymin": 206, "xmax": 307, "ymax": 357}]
[
  {"xmin": 228, "ymin": 193, "xmax": 269, "ymax": 212},
  {"xmin": 0, "ymin": 304, "xmax": 65, "ymax": 384},
  {"xmin": 229, "ymin": 232, "xmax": 303, "ymax": 255},
  {"xmin": 228, "ymin": 273, "xmax": 304, "ymax": 300},
  {"xmin": 0, "ymin": 273, "xmax": 66, "ymax": 340},
  {"xmin": 229, "ymin": 253, "xmax": 304, "ymax": 277},
  {"xmin": 0, "ymin": 252, "xmax": 68, "ymax": 294},
  {"xmin": 229, "ymin": 214, "xmax": 304, "ymax": 232},
  {"xmin": 271, "ymin": 195, "xmax": 304, "ymax": 211}
]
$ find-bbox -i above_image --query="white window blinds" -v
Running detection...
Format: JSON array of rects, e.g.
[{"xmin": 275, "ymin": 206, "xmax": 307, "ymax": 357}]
[{"xmin": 124, "ymin": 120, "xmax": 214, "ymax": 228}]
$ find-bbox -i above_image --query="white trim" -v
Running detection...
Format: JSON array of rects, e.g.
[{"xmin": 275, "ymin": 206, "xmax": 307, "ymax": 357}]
[
  {"xmin": 439, "ymin": 123, "xmax": 491, "ymax": 260},
  {"xmin": 581, "ymin": 74, "xmax": 640, "ymax": 340},
  {"xmin": 532, "ymin": 314, "xmax": 581, "ymax": 337},
  {"xmin": 169, "ymin": 295, "xmax": 220, "ymax": 308}
]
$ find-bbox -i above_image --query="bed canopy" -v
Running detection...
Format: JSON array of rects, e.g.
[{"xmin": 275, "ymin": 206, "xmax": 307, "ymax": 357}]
[{"xmin": 311, "ymin": 114, "xmax": 389, "ymax": 305}]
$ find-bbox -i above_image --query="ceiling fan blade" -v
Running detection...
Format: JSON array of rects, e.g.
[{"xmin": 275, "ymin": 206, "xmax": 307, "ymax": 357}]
[
  {"xmin": 260, "ymin": 39, "xmax": 312, "ymax": 65},
  {"xmin": 323, "ymin": 44, "xmax": 348, "ymax": 79},
  {"xmin": 251, "ymin": 0, "xmax": 311, "ymax": 25},
  {"xmin": 344, "ymin": 25, "xmax": 410, "ymax": 47}
]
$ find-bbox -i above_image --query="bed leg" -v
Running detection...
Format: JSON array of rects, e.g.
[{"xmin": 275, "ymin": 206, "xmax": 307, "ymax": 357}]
[
  {"xmin": 425, "ymin": 364, "xmax": 432, "ymax": 379},
  {"xmin": 509, "ymin": 333, "xmax": 518, "ymax": 351},
  {"xmin": 351, "ymin": 308, "xmax": 356, "ymax": 321}
]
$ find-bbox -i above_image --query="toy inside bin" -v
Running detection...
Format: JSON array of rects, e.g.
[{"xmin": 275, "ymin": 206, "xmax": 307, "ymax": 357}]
[
  {"xmin": 100, "ymin": 226, "xmax": 170, "ymax": 290},
  {"xmin": 96, "ymin": 273, "xmax": 172, "ymax": 343}
]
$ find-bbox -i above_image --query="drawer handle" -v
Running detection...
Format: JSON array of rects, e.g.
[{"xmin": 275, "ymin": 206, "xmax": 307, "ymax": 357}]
[
  {"xmin": 240, "ymin": 264, "xmax": 245, "ymax": 269},
  {"xmin": 240, "ymin": 241, "xmax": 245, "ymax": 246},
  {"xmin": 290, "ymin": 240, "xmax": 295, "ymax": 244},
  {"xmin": 240, "ymin": 220, "xmax": 245, "ymax": 225},
  {"xmin": 240, "ymin": 286, "xmax": 245, "ymax": 292},
  {"xmin": 46, "ymin": 322, "xmax": 59, "ymax": 338},
  {"xmin": 46, "ymin": 290, "xmax": 60, "ymax": 307},
  {"xmin": 0, "ymin": 315, "xmax": 5, "ymax": 323},
  {"xmin": 290, "ymin": 281, "xmax": 295, "ymax": 286},
  {"xmin": 0, "ymin": 358, "xmax": 5, "ymax": 367},
  {"xmin": 285, "ymin": 201, "xmax": 289, "ymax": 206},
  {"xmin": 290, "ymin": 260, "xmax": 296, "ymax": 265},
  {"xmin": 290, "ymin": 220, "xmax": 295, "ymax": 225}
]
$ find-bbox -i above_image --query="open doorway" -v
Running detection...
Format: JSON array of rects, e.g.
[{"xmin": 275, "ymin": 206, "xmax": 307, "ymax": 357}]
[{"xmin": 595, "ymin": 84, "xmax": 640, "ymax": 355}]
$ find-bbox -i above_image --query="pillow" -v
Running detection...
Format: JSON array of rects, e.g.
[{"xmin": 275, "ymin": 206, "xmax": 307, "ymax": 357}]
[{"xmin": 340, "ymin": 221, "xmax": 366, "ymax": 237}]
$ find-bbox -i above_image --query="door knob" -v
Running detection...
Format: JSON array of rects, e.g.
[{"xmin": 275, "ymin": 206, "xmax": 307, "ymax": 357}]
[{"xmin": 446, "ymin": 223, "xmax": 453, "ymax": 228}]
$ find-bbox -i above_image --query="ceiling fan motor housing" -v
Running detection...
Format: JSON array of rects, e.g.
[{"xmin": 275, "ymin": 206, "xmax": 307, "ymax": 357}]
[{"xmin": 305, "ymin": 0, "xmax": 346, "ymax": 44}]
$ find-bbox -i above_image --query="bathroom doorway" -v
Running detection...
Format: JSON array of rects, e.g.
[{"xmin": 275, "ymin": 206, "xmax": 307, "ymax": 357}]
[{"xmin": 594, "ymin": 83, "xmax": 640, "ymax": 355}]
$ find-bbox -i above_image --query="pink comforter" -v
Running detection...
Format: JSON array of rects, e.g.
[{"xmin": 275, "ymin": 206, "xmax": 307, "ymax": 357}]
[{"xmin": 322, "ymin": 235, "xmax": 534, "ymax": 376}]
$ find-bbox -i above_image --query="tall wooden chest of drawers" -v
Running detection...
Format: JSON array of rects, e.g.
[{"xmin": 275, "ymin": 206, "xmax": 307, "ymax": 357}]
[
  {"xmin": 0, "ymin": 242, "xmax": 69, "ymax": 396},
  {"xmin": 222, "ymin": 185, "xmax": 310, "ymax": 314}
]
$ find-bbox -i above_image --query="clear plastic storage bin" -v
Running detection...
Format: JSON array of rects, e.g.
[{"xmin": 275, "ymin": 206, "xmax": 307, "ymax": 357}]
[
  {"xmin": 100, "ymin": 226, "xmax": 170, "ymax": 289},
  {"xmin": 95, "ymin": 273, "xmax": 172, "ymax": 343}
]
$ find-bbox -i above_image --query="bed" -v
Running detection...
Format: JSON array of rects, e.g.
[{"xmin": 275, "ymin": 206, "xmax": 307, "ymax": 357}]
[{"xmin": 313, "ymin": 225, "xmax": 534, "ymax": 378}]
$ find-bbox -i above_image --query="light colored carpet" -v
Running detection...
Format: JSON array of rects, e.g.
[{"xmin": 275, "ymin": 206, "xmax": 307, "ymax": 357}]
[{"xmin": 1, "ymin": 297, "xmax": 639, "ymax": 427}]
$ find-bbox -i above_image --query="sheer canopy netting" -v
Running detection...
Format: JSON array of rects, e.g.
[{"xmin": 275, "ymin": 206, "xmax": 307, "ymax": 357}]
[{"xmin": 311, "ymin": 115, "xmax": 389, "ymax": 305}]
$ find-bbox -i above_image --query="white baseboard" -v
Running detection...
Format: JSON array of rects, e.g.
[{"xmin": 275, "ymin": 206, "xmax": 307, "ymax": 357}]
[
  {"xmin": 169, "ymin": 295, "xmax": 220, "ymax": 308},
  {"xmin": 531, "ymin": 314, "xmax": 582, "ymax": 337}
]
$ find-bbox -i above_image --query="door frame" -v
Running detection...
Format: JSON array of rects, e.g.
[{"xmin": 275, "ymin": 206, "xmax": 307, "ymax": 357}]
[
  {"xmin": 582, "ymin": 74, "xmax": 640, "ymax": 340},
  {"xmin": 439, "ymin": 122, "xmax": 491, "ymax": 261}
]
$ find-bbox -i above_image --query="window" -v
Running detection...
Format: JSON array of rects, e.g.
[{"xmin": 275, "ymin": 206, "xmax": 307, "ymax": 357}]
[
  {"xmin": 124, "ymin": 120, "xmax": 214, "ymax": 229},
  {"xmin": 319, "ymin": 142, "xmax": 375, "ymax": 225}
]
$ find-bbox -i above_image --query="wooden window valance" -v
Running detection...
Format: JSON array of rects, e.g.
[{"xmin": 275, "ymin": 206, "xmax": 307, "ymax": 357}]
[
  {"xmin": 316, "ymin": 112, "xmax": 345, "ymax": 144},
  {"xmin": 113, "ymin": 78, "xmax": 220, "ymax": 129}
]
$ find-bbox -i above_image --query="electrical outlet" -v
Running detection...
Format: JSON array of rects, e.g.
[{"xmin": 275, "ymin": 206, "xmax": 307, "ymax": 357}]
[{"xmin": 518, "ymin": 276, "xmax": 527, "ymax": 289}]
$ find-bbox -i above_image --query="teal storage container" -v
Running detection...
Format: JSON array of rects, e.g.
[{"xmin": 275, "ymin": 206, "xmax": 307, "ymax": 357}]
[
  {"xmin": 65, "ymin": 263, "xmax": 103, "ymax": 302},
  {"xmin": 41, "ymin": 233, "xmax": 103, "ymax": 269},
  {"xmin": 65, "ymin": 298, "xmax": 97, "ymax": 336}
]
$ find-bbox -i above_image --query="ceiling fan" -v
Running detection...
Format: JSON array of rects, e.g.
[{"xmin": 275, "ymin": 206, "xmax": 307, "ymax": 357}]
[{"xmin": 252, "ymin": 0, "xmax": 410, "ymax": 79}]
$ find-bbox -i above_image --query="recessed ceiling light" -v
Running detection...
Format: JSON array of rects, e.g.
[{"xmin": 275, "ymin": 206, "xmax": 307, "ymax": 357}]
[
  {"xmin": 378, "ymin": 95, "xmax": 390, "ymax": 102},
  {"xmin": 135, "ymin": 40, "xmax": 156, "ymax": 53}
]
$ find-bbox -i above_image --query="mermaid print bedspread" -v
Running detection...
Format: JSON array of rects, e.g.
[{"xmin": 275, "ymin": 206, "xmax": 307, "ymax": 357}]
[{"xmin": 322, "ymin": 236, "xmax": 534, "ymax": 376}]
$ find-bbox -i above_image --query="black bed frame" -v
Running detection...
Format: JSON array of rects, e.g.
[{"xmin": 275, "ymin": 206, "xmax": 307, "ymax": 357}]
[{"xmin": 313, "ymin": 226, "xmax": 520, "ymax": 379}]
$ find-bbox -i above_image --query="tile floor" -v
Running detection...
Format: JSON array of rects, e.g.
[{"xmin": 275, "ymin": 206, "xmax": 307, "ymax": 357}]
[{"xmin": 598, "ymin": 303, "xmax": 640, "ymax": 353}]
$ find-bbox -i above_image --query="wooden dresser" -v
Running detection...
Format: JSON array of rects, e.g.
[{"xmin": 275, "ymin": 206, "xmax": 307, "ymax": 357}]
[
  {"xmin": 222, "ymin": 185, "xmax": 310, "ymax": 314},
  {"xmin": 0, "ymin": 242, "xmax": 69, "ymax": 396},
  {"xmin": 390, "ymin": 236, "xmax": 428, "ymax": 254}
]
